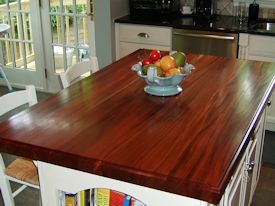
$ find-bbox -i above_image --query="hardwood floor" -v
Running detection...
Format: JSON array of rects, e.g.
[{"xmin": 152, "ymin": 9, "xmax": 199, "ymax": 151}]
[
  {"xmin": 252, "ymin": 164, "xmax": 275, "ymax": 206},
  {"xmin": 0, "ymin": 86, "xmax": 275, "ymax": 206}
]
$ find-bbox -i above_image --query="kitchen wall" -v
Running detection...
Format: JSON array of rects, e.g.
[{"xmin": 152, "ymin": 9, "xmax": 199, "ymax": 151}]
[
  {"xmin": 258, "ymin": 6, "xmax": 275, "ymax": 18},
  {"xmin": 181, "ymin": 0, "xmax": 275, "ymax": 18},
  {"xmin": 110, "ymin": 0, "xmax": 129, "ymax": 63},
  {"xmin": 94, "ymin": 0, "xmax": 112, "ymax": 68},
  {"xmin": 93, "ymin": 0, "xmax": 129, "ymax": 68}
]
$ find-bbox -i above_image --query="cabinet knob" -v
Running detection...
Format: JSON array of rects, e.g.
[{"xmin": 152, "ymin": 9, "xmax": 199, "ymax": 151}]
[
  {"xmin": 137, "ymin": 32, "xmax": 150, "ymax": 39},
  {"xmin": 247, "ymin": 161, "xmax": 255, "ymax": 173},
  {"xmin": 267, "ymin": 100, "xmax": 271, "ymax": 107}
]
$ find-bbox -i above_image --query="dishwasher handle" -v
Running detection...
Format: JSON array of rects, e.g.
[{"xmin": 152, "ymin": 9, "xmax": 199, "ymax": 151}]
[{"xmin": 173, "ymin": 32, "xmax": 236, "ymax": 40}]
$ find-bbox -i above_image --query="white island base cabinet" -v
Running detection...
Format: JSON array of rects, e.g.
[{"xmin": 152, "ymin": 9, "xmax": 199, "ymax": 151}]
[
  {"xmin": 37, "ymin": 111, "xmax": 266, "ymax": 206},
  {"xmin": 223, "ymin": 110, "xmax": 266, "ymax": 206},
  {"xmin": 37, "ymin": 161, "xmax": 209, "ymax": 206}
]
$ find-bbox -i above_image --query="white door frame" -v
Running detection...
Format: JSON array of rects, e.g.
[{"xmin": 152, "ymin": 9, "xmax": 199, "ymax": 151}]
[
  {"xmin": 0, "ymin": 0, "xmax": 46, "ymax": 91},
  {"xmin": 40, "ymin": 0, "xmax": 95, "ymax": 93}
]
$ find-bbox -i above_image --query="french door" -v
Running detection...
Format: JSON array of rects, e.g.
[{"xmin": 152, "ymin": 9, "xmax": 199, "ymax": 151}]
[
  {"xmin": 41, "ymin": 0, "xmax": 95, "ymax": 92},
  {"xmin": 0, "ymin": 0, "xmax": 45, "ymax": 90},
  {"xmin": 0, "ymin": 0, "xmax": 95, "ymax": 92}
]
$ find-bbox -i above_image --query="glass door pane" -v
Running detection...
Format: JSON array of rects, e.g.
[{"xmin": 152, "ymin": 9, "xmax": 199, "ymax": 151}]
[
  {"xmin": 40, "ymin": 0, "xmax": 95, "ymax": 92},
  {"xmin": 0, "ymin": 0, "xmax": 45, "ymax": 89},
  {"xmin": 49, "ymin": 0, "xmax": 92, "ymax": 74}
]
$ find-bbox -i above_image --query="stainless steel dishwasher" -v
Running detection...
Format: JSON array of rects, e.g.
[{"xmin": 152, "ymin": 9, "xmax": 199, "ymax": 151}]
[{"xmin": 172, "ymin": 29, "xmax": 239, "ymax": 58}]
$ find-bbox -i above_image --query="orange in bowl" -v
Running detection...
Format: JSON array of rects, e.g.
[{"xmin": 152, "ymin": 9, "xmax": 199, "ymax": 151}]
[
  {"xmin": 165, "ymin": 68, "xmax": 182, "ymax": 77},
  {"xmin": 160, "ymin": 55, "xmax": 176, "ymax": 72}
]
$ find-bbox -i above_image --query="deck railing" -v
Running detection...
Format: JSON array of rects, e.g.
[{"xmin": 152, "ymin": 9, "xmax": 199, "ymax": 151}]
[
  {"xmin": 0, "ymin": 0, "xmax": 91, "ymax": 68},
  {"xmin": 0, "ymin": 0, "xmax": 33, "ymax": 67}
]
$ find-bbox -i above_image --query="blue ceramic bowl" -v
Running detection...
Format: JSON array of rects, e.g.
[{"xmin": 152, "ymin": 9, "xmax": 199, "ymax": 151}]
[{"xmin": 131, "ymin": 63, "xmax": 194, "ymax": 96}]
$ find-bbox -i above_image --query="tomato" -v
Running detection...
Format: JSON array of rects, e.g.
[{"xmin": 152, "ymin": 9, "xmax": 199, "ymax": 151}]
[
  {"xmin": 141, "ymin": 57, "xmax": 153, "ymax": 66},
  {"xmin": 141, "ymin": 58, "xmax": 153, "ymax": 66},
  {"xmin": 149, "ymin": 50, "xmax": 161, "ymax": 61}
]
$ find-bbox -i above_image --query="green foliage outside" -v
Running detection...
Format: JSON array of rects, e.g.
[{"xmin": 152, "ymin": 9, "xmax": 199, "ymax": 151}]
[
  {"xmin": 51, "ymin": 5, "xmax": 84, "ymax": 29},
  {"xmin": 0, "ymin": 0, "xmax": 17, "ymax": 5},
  {"xmin": 0, "ymin": 2, "xmax": 84, "ymax": 36},
  {"xmin": 0, "ymin": 0, "xmax": 24, "ymax": 38},
  {"xmin": 0, "ymin": 1, "xmax": 84, "ymax": 29}
]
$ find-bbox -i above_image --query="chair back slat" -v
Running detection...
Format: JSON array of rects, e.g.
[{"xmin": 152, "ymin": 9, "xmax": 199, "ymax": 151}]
[
  {"xmin": 0, "ymin": 85, "xmax": 37, "ymax": 116},
  {"xmin": 0, "ymin": 85, "xmax": 38, "ymax": 206},
  {"xmin": 60, "ymin": 57, "xmax": 99, "ymax": 89}
]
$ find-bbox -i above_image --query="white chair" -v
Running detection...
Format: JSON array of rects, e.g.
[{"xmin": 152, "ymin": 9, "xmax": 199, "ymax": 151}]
[
  {"xmin": 0, "ymin": 85, "xmax": 39, "ymax": 206},
  {"xmin": 60, "ymin": 57, "xmax": 99, "ymax": 89}
]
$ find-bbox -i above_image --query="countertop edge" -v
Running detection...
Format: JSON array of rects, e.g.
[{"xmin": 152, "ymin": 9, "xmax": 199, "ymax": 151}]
[{"xmin": 217, "ymin": 75, "xmax": 275, "ymax": 202}]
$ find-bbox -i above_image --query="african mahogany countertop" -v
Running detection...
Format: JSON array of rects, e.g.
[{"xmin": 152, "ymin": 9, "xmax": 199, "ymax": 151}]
[{"xmin": 0, "ymin": 50, "xmax": 275, "ymax": 204}]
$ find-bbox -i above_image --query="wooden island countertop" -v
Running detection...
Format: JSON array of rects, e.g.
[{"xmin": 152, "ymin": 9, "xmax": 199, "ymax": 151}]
[{"xmin": 0, "ymin": 50, "xmax": 275, "ymax": 204}]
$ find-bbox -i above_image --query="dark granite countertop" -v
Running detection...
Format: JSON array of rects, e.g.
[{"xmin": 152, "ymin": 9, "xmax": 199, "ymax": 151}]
[{"xmin": 115, "ymin": 13, "xmax": 275, "ymax": 36}]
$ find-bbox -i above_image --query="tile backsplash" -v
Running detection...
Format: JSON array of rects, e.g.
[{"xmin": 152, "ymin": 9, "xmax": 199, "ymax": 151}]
[
  {"xmin": 217, "ymin": 0, "xmax": 235, "ymax": 15},
  {"xmin": 180, "ymin": 0, "xmax": 275, "ymax": 18},
  {"xmin": 259, "ymin": 7, "xmax": 275, "ymax": 18}
]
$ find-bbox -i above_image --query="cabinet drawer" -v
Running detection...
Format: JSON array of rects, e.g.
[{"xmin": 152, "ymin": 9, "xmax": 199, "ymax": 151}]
[
  {"xmin": 248, "ymin": 35, "xmax": 275, "ymax": 59},
  {"xmin": 119, "ymin": 24, "xmax": 171, "ymax": 46},
  {"xmin": 119, "ymin": 42, "xmax": 171, "ymax": 58}
]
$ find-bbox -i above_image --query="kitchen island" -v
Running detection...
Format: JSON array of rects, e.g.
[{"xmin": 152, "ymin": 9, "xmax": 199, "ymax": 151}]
[{"xmin": 0, "ymin": 50, "xmax": 275, "ymax": 205}]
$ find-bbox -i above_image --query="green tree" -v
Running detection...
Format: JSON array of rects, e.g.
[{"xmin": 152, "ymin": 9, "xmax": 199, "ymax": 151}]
[
  {"xmin": 50, "ymin": 5, "xmax": 84, "ymax": 29},
  {"xmin": 0, "ymin": 0, "xmax": 17, "ymax": 5}
]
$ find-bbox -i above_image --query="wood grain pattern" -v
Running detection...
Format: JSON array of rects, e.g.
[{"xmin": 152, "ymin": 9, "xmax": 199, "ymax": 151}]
[{"xmin": 0, "ymin": 49, "xmax": 275, "ymax": 204}]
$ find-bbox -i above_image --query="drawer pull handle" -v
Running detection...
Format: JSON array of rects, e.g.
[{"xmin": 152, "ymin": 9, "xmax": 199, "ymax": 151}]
[
  {"xmin": 173, "ymin": 32, "xmax": 235, "ymax": 40},
  {"xmin": 137, "ymin": 33, "xmax": 150, "ymax": 38}
]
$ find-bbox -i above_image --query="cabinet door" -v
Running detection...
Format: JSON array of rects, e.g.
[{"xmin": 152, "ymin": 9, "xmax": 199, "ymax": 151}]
[
  {"xmin": 222, "ymin": 111, "xmax": 266, "ymax": 206},
  {"xmin": 227, "ymin": 169, "xmax": 243, "ymax": 206},
  {"xmin": 266, "ymin": 93, "xmax": 275, "ymax": 131},
  {"xmin": 253, "ymin": 113, "xmax": 265, "ymax": 191},
  {"xmin": 223, "ymin": 154, "xmax": 246, "ymax": 206},
  {"xmin": 243, "ymin": 140, "xmax": 257, "ymax": 206},
  {"xmin": 247, "ymin": 35, "xmax": 275, "ymax": 60}
]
